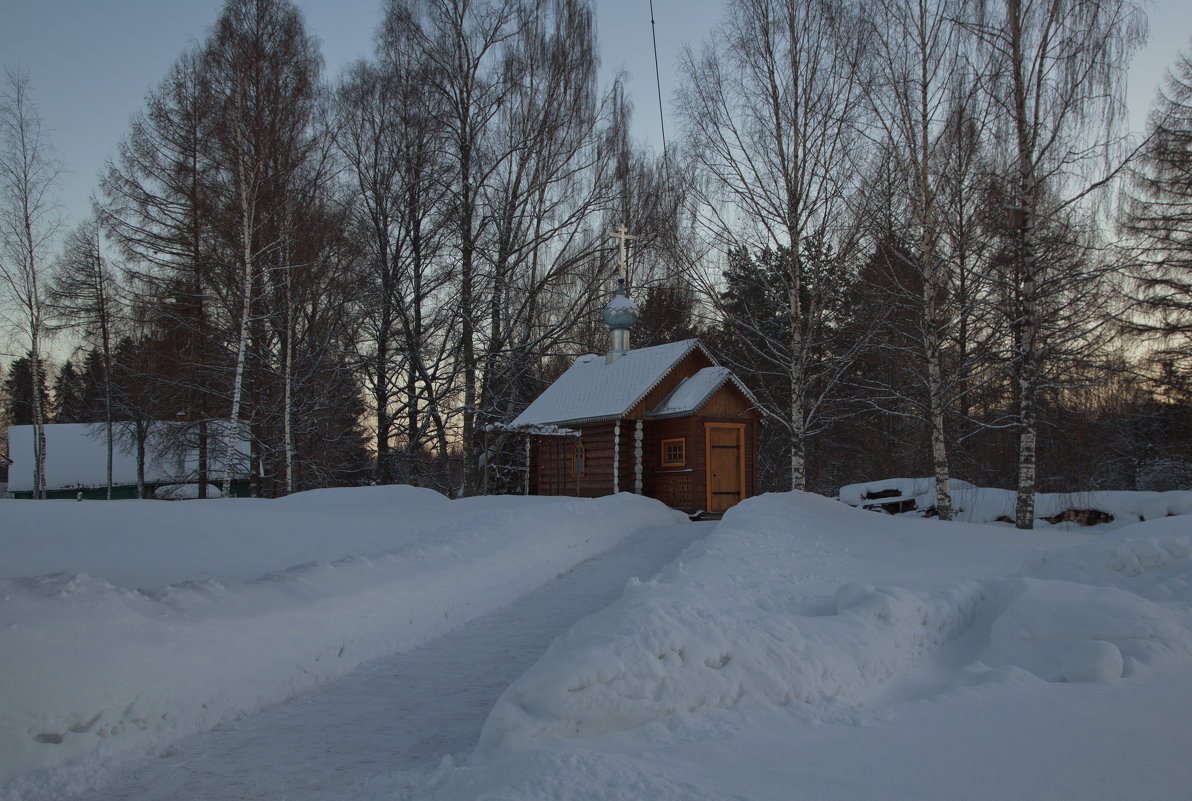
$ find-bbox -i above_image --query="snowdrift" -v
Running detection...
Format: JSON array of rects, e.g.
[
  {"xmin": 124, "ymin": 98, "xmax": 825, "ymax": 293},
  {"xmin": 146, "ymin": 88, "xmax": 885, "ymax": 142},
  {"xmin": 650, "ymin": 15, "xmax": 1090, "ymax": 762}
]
[
  {"xmin": 0, "ymin": 489, "xmax": 684, "ymax": 800},
  {"xmin": 839, "ymin": 477, "xmax": 1192, "ymax": 528},
  {"xmin": 477, "ymin": 492, "xmax": 1192, "ymax": 754}
]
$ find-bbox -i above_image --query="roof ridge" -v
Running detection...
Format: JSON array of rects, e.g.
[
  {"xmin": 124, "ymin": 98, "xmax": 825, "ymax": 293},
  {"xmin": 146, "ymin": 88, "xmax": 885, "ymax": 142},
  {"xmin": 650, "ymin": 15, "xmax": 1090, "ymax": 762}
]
[{"xmin": 509, "ymin": 338, "xmax": 712, "ymax": 428}]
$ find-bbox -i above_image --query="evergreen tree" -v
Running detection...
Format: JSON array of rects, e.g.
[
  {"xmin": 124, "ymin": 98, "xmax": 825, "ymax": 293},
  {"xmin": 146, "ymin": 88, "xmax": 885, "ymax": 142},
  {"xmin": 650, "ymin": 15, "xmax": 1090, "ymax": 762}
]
[
  {"xmin": 633, "ymin": 283, "xmax": 700, "ymax": 349},
  {"xmin": 1124, "ymin": 42, "xmax": 1192, "ymax": 376},
  {"xmin": 2, "ymin": 355, "xmax": 50, "ymax": 427},
  {"xmin": 50, "ymin": 360, "xmax": 90, "ymax": 423},
  {"xmin": 77, "ymin": 349, "xmax": 108, "ymax": 422},
  {"xmin": 708, "ymin": 247, "xmax": 792, "ymax": 493}
]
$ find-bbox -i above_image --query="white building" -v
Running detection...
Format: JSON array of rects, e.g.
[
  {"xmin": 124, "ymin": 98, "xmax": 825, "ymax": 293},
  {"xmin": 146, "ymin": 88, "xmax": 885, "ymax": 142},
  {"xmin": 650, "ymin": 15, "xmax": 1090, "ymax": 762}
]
[{"xmin": 5, "ymin": 422, "xmax": 250, "ymax": 499}]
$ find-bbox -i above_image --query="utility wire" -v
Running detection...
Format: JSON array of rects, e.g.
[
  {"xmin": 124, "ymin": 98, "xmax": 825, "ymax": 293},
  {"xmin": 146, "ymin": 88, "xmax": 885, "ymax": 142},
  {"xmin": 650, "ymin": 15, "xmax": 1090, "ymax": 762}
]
[{"xmin": 649, "ymin": 0, "xmax": 670, "ymax": 178}]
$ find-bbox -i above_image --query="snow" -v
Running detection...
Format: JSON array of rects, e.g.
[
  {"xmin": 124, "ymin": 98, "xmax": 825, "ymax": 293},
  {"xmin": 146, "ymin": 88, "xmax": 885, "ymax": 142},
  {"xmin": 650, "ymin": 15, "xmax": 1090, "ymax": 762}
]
[
  {"xmin": 152, "ymin": 483, "xmax": 222, "ymax": 500},
  {"xmin": 4, "ymin": 486, "xmax": 1192, "ymax": 800},
  {"xmin": 840, "ymin": 476, "xmax": 1192, "ymax": 528},
  {"xmin": 603, "ymin": 292, "xmax": 639, "ymax": 314},
  {"xmin": 510, "ymin": 339, "xmax": 707, "ymax": 427},
  {"xmin": 5, "ymin": 423, "xmax": 249, "ymax": 492},
  {"xmin": 839, "ymin": 476, "xmax": 976, "ymax": 508},
  {"xmin": 420, "ymin": 492, "xmax": 1192, "ymax": 800},
  {"xmin": 649, "ymin": 366, "xmax": 741, "ymax": 418},
  {"xmin": 81, "ymin": 522, "xmax": 705, "ymax": 801},
  {"xmin": 0, "ymin": 489, "xmax": 685, "ymax": 800}
]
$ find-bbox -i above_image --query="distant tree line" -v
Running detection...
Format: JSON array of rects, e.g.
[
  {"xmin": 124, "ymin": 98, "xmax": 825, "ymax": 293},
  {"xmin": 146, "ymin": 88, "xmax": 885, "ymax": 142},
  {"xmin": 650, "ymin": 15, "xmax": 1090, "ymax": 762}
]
[{"xmin": 2, "ymin": 0, "xmax": 1191, "ymax": 525}]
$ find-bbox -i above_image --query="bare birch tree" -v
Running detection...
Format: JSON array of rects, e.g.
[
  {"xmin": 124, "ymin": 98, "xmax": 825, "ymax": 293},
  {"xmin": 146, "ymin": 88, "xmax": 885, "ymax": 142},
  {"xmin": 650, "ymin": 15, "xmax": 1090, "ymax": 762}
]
[
  {"xmin": 0, "ymin": 67, "xmax": 61, "ymax": 500},
  {"xmin": 968, "ymin": 0, "xmax": 1144, "ymax": 527},
  {"xmin": 201, "ymin": 0, "xmax": 325, "ymax": 496},
  {"xmin": 337, "ymin": 6, "xmax": 457, "ymax": 486},
  {"xmin": 475, "ymin": 0, "xmax": 618, "ymax": 490},
  {"xmin": 678, "ymin": 0, "xmax": 868, "ymax": 491},
  {"xmin": 858, "ymin": 0, "xmax": 986, "ymax": 519},
  {"xmin": 402, "ymin": 0, "xmax": 513, "ymax": 495}
]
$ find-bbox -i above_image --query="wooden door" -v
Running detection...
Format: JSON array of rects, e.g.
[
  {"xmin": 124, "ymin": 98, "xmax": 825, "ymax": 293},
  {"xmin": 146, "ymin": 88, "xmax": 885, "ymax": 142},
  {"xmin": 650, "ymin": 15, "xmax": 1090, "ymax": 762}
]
[{"xmin": 705, "ymin": 423, "xmax": 745, "ymax": 513}]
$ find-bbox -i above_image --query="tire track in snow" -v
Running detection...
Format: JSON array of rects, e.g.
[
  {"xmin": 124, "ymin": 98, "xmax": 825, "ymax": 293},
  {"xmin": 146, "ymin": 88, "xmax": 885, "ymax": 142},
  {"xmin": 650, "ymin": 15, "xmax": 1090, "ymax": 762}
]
[{"xmin": 86, "ymin": 522, "xmax": 705, "ymax": 801}]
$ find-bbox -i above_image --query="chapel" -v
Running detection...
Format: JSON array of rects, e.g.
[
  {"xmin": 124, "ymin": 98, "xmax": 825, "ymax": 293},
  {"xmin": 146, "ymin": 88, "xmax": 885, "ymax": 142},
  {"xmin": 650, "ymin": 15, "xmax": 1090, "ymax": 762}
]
[{"xmin": 509, "ymin": 280, "xmax": 760, "ymax": 516}]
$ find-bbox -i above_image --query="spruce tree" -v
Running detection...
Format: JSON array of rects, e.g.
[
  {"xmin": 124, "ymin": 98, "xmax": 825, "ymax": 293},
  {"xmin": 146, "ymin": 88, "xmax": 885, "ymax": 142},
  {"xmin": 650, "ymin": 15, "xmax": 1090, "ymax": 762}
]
[
  {"xmin": 2, "ymin": 356, "xmax": 50, "ymax": 427},
  {"xmin": 1124, "ymin": 43, "xmax": 1192, "ymax": 372}
]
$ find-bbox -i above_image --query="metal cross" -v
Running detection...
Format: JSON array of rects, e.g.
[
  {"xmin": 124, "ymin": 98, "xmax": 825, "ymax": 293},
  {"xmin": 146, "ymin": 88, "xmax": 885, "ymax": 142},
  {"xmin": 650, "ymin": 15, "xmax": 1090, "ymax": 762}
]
[{"xmin": 609, "ymin": 225, "xmax": 638, "ymax": 282}]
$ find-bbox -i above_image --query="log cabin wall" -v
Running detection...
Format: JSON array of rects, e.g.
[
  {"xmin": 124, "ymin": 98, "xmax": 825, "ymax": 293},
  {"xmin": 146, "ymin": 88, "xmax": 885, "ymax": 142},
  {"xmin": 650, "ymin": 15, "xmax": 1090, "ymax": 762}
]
[
  {"xmin": 644, "ymin": 416, "xmax": 700, "ymax": 510},
  {"xmin": 527, "ymin": 371, "xmax": 759, "ymax": 511},
  {"xmin": 575, "ymin": 421, "xmax": 618, "ymax": 497},
  {"xmin": 644, "ymin": 384, "xmax": 760, "ymax": 512},
  {"xmin": 532, "ymin": 436, "xmax": 570, "ymax": 496},
  {"xmin": 532, "ymin": 422, "xmax": 621, "ymax": 498}
]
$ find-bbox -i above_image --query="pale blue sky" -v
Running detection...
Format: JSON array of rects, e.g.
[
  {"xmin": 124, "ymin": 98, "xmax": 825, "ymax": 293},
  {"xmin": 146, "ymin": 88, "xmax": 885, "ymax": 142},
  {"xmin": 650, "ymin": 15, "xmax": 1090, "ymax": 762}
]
[{"xmin": 0, "ymin": 0, "xmax": 1188, "ymax": 229}]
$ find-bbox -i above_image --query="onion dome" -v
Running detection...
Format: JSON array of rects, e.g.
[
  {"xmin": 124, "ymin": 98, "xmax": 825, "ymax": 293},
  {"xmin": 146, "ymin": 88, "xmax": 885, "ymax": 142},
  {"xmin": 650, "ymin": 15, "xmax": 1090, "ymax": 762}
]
[{"xmin": 602, "ymin": 278, "xmax": 639, "ymax": 331}]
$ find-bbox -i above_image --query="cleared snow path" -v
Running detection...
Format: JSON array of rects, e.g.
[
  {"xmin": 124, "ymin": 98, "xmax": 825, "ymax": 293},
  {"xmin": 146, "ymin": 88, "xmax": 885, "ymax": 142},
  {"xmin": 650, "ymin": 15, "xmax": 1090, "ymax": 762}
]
[{"xmin": 85, "ymin": 522, "xmax": 704, "ymax": 801}]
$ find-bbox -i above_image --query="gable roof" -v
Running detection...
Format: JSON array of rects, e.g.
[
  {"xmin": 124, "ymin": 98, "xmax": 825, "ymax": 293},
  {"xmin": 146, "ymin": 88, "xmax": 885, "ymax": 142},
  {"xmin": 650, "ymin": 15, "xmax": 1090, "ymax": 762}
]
[
  {"xmin": 648, "ymin": 365, "xmax": 756, "ymax": 419},
  {"xmin": 511, "ymin": 339, "xmax": 713, "ymax": 427}
]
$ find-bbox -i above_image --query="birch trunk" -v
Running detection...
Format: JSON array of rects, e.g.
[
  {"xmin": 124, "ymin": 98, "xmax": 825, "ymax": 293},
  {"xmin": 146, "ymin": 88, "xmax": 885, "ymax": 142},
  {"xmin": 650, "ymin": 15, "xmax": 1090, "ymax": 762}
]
[
  {"xmin": 789, "ymin": 285, "xmax": 806, "ymax": 492},
  {"xmin": 2, "ymin": 69, "xmax": 61, "ymax": 500},
  {"xmin": 925, "ymin": 325, "xmax": 953, "ymax": 519},
  {"xmin": 283, "ymin": 252, "xmax": 295, "ymax": 496},
  {"xmin": 103, "ymin": 342, "xmax": 113, "ymax": 501},
  {"xmin": 24, "ymin": 186, "xmax": 46, "ymax": 500},
  {"xmin": 30, "ymin": 326, "xmax": 46, "ymax": 500},
  {"xmin": 1014, "ymin": 217, "xmax": 1040, "ymax": 529},
  {"xmin": 223, "ymin": 78, "xmax": 255, "ymax": 499},
  {"xmin": 918, "ymin": 8, "xmax": 952, "ymax": 521},
  {"xmin": 198, "ymin": 420, "xmax": 208, "ymax": 499},
  {"xmin": 97, "ymin": 232, "xmax": 114, "ymax": 500},
  {"xmin": 1008, "ymin": 0, "xmax": 1038, "ymax": 530}
]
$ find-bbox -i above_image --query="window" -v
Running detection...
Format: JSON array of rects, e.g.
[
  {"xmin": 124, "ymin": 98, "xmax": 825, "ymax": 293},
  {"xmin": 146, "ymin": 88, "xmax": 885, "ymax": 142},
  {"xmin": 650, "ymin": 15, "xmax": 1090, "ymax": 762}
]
[
  {"xmin": 573, "ymin": 440, "xmax": 586, "ymax": 477},
  {"xmin": 661, "ymin": 438, "xmax": 686, "ymax": 467}
]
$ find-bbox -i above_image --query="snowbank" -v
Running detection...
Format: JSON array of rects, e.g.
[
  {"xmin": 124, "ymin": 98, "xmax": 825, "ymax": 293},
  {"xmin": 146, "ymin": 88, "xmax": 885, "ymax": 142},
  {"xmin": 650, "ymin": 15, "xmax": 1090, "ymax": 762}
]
[
  {"xmin": 838, "ymin": 476, "xmax": 975, "ymax": 508},
  {"xmin": 453, "ymin": 492, "xmax": 1192, "ymax": 799},
  {"xmin": 0, "ymin": 489, "xmax": 684, "ymax": 800},
  {"xmin": 840, "ymin": 477, "xmax": 1192, "ymax": 529}
]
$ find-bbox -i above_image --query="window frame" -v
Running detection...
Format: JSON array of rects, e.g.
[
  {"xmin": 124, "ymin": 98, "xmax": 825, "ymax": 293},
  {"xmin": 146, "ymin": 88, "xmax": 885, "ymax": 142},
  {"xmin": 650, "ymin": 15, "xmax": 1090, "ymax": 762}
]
[
  {"xmin": 660, "ymin": 437, "xmax": 686, "ymax": 468},
  {"xmin": 573, "ymin": 439, "xmax": 586, "ymax": 477}
]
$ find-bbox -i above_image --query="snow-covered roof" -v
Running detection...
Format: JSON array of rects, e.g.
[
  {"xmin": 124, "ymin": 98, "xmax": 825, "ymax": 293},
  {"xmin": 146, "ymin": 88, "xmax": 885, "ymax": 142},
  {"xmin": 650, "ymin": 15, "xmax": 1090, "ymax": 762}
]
[
  {"xmin": 648, "ymin": 366, "xmax": 756, "ymax": 419},
  {"xmin": 5, "ymin": 422, "xmax": 250, "ymax": 491},
  {"xmin": 512, "ymin": 339, "xmax": 714, "ymax": 427}
]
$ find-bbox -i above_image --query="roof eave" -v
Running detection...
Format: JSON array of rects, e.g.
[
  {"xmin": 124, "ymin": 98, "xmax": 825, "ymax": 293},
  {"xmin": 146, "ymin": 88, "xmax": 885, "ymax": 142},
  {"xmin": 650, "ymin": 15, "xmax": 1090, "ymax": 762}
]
[{"xmin": 517, "ymin": 413, "xmax": 623, "ymax": 428}]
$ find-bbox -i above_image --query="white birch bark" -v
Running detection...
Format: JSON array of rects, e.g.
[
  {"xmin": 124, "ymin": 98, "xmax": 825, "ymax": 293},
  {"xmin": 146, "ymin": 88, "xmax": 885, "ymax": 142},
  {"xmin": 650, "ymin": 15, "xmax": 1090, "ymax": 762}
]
[
  {"xmin": 917, "ymin": 0, "xmax": 953, "ymax": 521},
  {"xmin": 30, "ymin": 321, "xmax": 46, "ymax": 499},
  {"xmin": 283, "ymin": 243, "xmax": 295, "ymax": 496},
  {"xmin": 1008, "ymin": 0, "xmax": 1038, "ymax": 530},
  {"xmin": 223, "ymin": 77, "xmax": 255, "ymax": 499},
  {"xmin": 0, "ymin": 69, "xmax": 59, "ymax": 500},
  {"xmin": 971, "ymin": 0, "xmax": 1144, "ymax": 528},
  {"xmin": 678, "ymin": 0, "xmax": 864, "ymax": 493}
]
